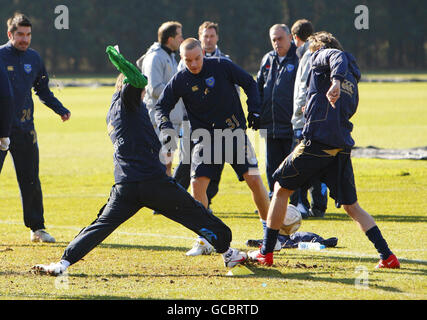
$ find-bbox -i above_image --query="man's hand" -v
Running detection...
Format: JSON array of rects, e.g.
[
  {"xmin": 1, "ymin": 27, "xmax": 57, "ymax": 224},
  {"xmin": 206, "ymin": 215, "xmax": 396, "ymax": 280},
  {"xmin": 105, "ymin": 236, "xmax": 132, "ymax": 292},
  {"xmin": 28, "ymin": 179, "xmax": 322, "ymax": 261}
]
[
  {"xmin": 0, "ymin": 137, "xmax": 10, "ymax": 151},
  {"xmin": 158, "ymin": 118, "xmax": 174, "ymax": 132},
  {"xmin": 61, "ymin": 112, "xmax": 71, "ymax": 122},
  {"xmin": 326, "ymin": 79, "xmax": 341, "ymax": 108},
  {"xmin": 247, "ymin": 112, "xmax": 261, "ymax": 130}
]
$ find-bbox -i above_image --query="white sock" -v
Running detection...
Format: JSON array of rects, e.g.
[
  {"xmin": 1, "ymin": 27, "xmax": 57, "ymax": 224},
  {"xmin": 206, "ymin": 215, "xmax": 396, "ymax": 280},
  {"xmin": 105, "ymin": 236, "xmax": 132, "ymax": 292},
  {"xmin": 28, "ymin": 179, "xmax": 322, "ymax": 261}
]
[
  {"xmin": 261, "ymin": 219, "xmax": 267, "ymax": 232},
  {"xmin": 59, "ymin": 260, "xmax": 70, "ymax": 270}
]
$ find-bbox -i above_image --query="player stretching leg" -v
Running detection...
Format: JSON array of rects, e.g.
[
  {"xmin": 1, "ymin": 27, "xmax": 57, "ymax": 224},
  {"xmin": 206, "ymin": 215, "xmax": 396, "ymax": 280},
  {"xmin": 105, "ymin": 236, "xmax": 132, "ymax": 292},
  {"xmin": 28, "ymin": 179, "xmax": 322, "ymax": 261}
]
[{"xmin": 31, "ymin": 47, "xmax": 247, "ymax": 276}]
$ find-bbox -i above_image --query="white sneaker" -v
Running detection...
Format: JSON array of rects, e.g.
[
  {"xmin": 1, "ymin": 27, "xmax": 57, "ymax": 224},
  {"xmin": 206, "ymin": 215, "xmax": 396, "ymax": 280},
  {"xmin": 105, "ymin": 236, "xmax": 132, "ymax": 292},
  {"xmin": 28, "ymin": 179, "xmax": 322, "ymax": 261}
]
[
  {"xmin": 223, "ymin": 248, "xmax": 248, "ymax": 268},
  {"xmin": 186, "ymin": 237, "xmax": 214, "ymax": 256},
  {"xmin": 247, "ymin": 249, "xmax": 273, "ymax": 266},
  {"xmin": 31, "ymin": 262, "xmax": 67, "ymax": 276},
  {"xmin": 31, "ymin": 229, "xmax": 56, "ymax": 243},
  {"xmin": 274, "ymin": 239, "xmax": 282, "ymax": 251}
]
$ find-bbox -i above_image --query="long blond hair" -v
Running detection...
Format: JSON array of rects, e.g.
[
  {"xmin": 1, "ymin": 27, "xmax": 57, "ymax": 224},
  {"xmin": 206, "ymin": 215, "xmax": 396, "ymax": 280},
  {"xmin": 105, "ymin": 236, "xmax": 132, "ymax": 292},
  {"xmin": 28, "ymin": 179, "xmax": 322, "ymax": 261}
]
[
  {"xmin": 309, "ymin": 31, "xmax": 344, "ymax": 52},
  {"xmin": 115, "ymin": 73, "xmax": 125, "ymax": 92}
]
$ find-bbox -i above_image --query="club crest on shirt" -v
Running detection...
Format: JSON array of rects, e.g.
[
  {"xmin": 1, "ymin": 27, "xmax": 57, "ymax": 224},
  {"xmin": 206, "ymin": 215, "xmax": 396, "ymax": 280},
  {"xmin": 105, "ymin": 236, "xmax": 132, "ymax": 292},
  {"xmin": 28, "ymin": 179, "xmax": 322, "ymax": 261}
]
[
  {"xmin": 24, "ymin": 64, "xmax": 32, "ymax": 74},
  {"xmin": 205, "ymin": 76, "xmax": 215, "ymax": 88},
  {"xmin": 7, "ymin": 66, "xmax": 14, "ymax": 71},
  {"xmin": 286, "ymin": 64, "xmax": 294, "ymax": 72}
]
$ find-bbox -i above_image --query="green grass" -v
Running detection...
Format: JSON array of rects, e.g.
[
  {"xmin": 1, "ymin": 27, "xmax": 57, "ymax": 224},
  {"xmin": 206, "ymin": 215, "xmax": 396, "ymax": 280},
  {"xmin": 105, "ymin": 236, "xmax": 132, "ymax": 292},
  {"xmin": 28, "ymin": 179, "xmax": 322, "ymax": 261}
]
[
  {"xmin": 362, "ymin": 70, "xmax": 427, "ymax": 80},
  {"xmin": 352, "ymin": 83, "xmax": 427, "ymax": 148},
  {"xmin": 0, "ymin": 83, "xmax": 426, "ymax": 300}
]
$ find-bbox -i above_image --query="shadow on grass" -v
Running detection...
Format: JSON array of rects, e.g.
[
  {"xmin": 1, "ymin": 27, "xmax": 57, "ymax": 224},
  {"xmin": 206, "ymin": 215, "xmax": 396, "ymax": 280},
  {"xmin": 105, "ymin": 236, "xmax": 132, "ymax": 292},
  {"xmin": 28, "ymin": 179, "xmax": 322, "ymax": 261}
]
[
  {"xmin": 301, "ymin": 212, "xmax": 427, "ymax": 223},
  {"xmin": 58, "ymin": 257, "xmax": 409, "ymax": 295},
  {"xmin": 283, "ymin": 250, "xmax": 427, "ymax": 267},
  {"xmin": 0, "ymin": 292, "xmax": 159, "ymax": 300},
  {"xmin": 213, "ymin": 211, "xmax": 427, "ymax": 223},
  {"xmin": 97, "ymin": 243, "xmax": 190, "ymax": 252},
  {"xmin": 0, "ymin": 242, "xmax": 190, "ymax": 252},
  {"xmin": 214, "ymin": 211, "xmax": 262, "ymax": 219},
  {"xmin": 242, "ymin": 263, "xmax": 403, "ymax": 294},
  {"xmin": 282, "ymin": 272, "xmax": 402, "ymax": 293}
]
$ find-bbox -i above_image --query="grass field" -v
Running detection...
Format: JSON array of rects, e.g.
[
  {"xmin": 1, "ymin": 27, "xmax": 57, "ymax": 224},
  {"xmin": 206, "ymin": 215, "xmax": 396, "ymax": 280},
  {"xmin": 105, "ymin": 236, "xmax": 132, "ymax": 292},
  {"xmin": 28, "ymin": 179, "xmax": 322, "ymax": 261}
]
[{"xmin": 0, "ymin": 82, "xmax": 426, "ymax": 300}]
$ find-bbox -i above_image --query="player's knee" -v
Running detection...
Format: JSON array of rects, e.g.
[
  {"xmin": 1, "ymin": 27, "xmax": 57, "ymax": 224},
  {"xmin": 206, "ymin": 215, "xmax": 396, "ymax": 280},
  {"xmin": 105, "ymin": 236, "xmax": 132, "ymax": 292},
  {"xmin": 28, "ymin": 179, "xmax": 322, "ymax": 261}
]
[
  {"xmin": 273, "ymin": 182, "xmax": 293, "ymax": 197},
  {"xmin": 343, "ymin": 201, "xmax": 360, "ymax": 217},
  {"xmin": 191, "ymin": 177, "xmax": 209, "ymax": 193},
  {"xmin": 244, "ymin": 172, "xmax": 263, "ymax": 188}
]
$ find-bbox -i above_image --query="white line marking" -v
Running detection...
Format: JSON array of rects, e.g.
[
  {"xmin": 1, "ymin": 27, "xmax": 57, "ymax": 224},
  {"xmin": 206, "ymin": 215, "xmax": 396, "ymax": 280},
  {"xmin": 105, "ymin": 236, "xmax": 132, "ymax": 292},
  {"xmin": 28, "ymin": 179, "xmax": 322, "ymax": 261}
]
[{"xmin": 1, "ymin": 219, "xmax": 426, "ymax": 264}]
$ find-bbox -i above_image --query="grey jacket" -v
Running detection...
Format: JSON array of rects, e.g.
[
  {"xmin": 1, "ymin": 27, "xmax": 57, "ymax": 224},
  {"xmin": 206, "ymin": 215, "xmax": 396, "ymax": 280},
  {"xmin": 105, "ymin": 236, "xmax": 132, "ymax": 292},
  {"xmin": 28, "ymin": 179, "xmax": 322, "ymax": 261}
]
[
  {"xmin": 136, "ymin": 42, "xmax": 185, "ymax": 133},
  {"xmin": 291, "ymin": 41, "xmax": 311, "ymax": 130}
]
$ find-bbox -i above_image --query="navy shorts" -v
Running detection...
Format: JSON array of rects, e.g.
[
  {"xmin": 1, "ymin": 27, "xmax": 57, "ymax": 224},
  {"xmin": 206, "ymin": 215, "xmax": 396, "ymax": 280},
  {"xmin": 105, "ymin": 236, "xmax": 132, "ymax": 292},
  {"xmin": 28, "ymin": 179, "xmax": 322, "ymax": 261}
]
[
  {"xmin": 272, "ymin": 140, "xmax": 357, "ymax": 207},
  {"xmin": 191, "ymin": 130, "xmax": 258, "ymax": 181}
]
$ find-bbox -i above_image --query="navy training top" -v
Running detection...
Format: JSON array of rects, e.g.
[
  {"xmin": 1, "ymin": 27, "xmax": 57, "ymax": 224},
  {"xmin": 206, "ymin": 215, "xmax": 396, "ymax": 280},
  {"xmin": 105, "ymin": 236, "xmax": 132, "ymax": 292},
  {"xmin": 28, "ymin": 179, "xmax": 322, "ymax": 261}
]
[
  {"xmin": 303, "ymin": 48, "xmax": 361, "ymax": 149},
  {"xmin": 155, "ymin": 57, "xmax": 260, "ymax": 132},
  {"xmin": 0, "ymin": 57, "xmax": 14, "ymax": 137},
  {"xmin": 107, "ymin": 83, "xmax": 166, "ymax": 184},
  {"xmin": 0, "ymin": 42, "xmax": 69, "ymax": 133},
  {"xmin": 257, "ymin": 43, "xmax": 298, "ymax": 139}
]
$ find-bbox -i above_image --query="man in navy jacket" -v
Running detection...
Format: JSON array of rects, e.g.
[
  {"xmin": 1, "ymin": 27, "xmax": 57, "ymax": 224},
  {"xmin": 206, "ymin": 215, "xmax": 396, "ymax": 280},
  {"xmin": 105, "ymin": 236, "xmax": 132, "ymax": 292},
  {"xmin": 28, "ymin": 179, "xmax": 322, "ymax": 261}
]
[
  {"xmin": 257, "ymin": 24, "xmax": 298, "ymax": 203},
  {"xmin": 0, "ymin": 58, "xmax": 14, "ymax": 151},
  {"xmin": 249, "ymin": 32, "xmax": 400, "ymax": 270},
  {"xmin": 155, "ymin": 38, "xmax": 271, "ymax": 256},
  {"xmin": 0, "ymin": 13, "xmax": 71, "ymax": 242},
  {"xmin": 173, "ymin": 21, "xmax": 239, "ymax": 211}
]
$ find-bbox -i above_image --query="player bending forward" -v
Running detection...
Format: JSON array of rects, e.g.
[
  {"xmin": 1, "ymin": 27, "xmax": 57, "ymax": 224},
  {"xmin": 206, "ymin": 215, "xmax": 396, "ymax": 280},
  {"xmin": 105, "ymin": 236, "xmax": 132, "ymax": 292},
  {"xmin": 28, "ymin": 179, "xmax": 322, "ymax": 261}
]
[
  {"xmin": 248, "ymin": 32, "xmax": 400, "ymax": 269},
  {"xmin": 31, "ymin": 47, "xmax": 247, "ymax": 276}
]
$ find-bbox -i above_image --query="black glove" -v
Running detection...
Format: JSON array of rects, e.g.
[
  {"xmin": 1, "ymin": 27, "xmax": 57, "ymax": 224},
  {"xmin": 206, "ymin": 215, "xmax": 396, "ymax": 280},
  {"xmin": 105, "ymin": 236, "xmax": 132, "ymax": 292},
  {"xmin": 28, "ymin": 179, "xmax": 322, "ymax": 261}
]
[
  {"xmin": 247, "ymin": 112, "xmax": 260, "ymax": 130},
  {"xmin": 158, "ymin": 118, "xmax": 174, "ymax": 132}
]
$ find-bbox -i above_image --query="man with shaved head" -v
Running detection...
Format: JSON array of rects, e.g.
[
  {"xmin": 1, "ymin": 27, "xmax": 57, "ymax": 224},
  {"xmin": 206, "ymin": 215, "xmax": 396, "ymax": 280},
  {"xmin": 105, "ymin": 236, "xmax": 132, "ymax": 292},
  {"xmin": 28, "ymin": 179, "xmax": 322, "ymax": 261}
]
[{"xmin": 155, "ymin": 38, "xmax": 271, "ymax": 257}]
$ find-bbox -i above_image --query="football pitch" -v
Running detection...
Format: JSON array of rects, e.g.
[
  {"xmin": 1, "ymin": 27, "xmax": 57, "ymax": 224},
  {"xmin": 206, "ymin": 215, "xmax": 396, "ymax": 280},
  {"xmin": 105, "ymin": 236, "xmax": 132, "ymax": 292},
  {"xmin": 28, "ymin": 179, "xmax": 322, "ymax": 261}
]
[{"xmin": 0, "ymin": 82, "xmax": 426, "ymax": 300}]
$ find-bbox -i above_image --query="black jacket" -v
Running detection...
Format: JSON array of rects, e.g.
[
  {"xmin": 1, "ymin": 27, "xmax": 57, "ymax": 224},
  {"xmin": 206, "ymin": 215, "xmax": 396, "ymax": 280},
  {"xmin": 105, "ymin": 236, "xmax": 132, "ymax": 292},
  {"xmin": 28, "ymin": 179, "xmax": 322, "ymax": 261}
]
[{"xmin": 257, "ymin": 43, "xmax": 298, "ymax": 139}]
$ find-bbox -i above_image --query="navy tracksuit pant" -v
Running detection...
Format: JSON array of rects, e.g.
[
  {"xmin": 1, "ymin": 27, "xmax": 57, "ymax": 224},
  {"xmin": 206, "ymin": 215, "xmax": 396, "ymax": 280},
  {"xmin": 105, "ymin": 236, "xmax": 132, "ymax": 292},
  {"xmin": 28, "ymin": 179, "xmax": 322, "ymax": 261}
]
[
  {"xmin": 61, "ymin": 176, "xmax": 232, "ymax": 265},
  {"xmin": 265, "ymin": 137, "xmax": 299, "ymax": 205},
  {"xmin": 0, "ymin": 130, "xmax": 45, "ymax": 231}
]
